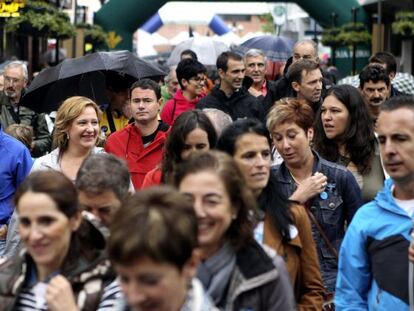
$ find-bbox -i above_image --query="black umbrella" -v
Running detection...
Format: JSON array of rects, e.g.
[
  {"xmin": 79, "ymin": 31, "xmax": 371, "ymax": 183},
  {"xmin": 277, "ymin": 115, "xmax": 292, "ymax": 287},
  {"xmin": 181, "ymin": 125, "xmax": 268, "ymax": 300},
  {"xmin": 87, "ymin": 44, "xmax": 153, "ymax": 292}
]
[{"xmin": 22, "ymin": 50, "xmax": 167, "ymax": 113}]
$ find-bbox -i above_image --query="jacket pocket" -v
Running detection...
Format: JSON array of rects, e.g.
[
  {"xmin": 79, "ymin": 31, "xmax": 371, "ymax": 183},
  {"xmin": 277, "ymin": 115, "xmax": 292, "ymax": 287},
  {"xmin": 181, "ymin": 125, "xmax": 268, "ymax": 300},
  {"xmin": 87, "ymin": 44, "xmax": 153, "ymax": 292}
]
[{"xmin": 319, "ymin": 195, "xmax": 343, "ymax": 225}]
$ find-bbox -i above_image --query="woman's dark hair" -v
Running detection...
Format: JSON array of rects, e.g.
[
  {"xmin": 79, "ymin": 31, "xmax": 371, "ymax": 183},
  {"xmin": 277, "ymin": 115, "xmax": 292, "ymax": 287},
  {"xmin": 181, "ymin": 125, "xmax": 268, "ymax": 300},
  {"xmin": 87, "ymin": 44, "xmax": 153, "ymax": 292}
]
[
  {"xmin": 217, "ymin": 118, "xmax": 293, "ymax": 242},
  {"xmin": 174, "ymin": 151, "xmax": 255, "ymax": 250},
  {"xmin": 15, "ymin": 170, "xmax": 78, "ymax": 218},
  {"xmin": 108, "ymin": 186, "xmax": 198, "ymax": 269},
  {"xmin": 14, "ymin": 171, "xmax": 103, "ymax": 270},
  {"xmin": 161, "ymin": 109, "xmax": 217, "ymax": 183},
  {"xmin": 314, "ymin": 85, "xmax": 376, "ymax": 174}
]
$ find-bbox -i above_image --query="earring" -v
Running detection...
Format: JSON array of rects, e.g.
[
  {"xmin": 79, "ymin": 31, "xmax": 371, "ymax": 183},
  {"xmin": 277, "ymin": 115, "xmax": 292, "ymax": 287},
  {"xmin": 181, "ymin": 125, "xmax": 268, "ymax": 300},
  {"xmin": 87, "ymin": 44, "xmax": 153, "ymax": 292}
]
[
  {"xmin": 66, "ymin": 133, "xmax": 70, "ymax": 140},
  {"xmin": 232, "ymin": 214, "xmax": 237, "ymax": 220}
]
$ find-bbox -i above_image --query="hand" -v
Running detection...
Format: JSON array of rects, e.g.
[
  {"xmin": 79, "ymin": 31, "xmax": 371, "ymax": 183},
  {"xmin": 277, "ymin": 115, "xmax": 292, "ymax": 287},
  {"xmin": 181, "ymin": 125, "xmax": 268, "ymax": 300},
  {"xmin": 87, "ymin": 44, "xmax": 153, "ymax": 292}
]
[
  {"xmin": 289, "ymin": 172, "xmax": 328, "ymax": 204},
  {"xmin": 0, "ymin": 224, "xmax": 7, "ymax": 239},
  {"xmin": 46, "ymin": 275, "xmax": 79, "ymax": 311},
  {"xmin": 248, "ymin": 87, "xmax": 262, "ymax": 97}
]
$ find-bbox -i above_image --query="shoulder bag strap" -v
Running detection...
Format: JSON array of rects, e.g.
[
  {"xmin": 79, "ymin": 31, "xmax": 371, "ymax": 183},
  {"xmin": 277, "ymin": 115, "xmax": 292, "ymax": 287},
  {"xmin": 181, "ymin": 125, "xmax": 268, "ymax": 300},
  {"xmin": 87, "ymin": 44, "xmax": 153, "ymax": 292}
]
[{"xmin": 304, "ymin": 203, "xmax": 339, "ymax": 259}]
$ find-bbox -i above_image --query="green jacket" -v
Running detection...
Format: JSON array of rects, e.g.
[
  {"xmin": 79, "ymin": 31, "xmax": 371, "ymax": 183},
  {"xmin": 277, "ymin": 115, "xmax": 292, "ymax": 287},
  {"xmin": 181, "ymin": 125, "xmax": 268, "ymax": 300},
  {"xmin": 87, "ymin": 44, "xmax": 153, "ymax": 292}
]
[{"xmin": 0, "ymin": 92, "xmax": 51, "ymax": 157}]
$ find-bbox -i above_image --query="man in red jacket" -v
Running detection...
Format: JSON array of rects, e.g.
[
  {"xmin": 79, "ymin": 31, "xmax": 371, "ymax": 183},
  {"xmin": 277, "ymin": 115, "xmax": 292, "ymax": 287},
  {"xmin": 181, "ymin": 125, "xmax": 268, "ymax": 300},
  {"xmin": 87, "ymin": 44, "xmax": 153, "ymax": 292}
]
[
  {"xmin": 160, "ymin": 58, "xmax": 206, "ymax": 125},
  {"xmin": 105, "ymin": 79, "xmax": 169, "ymax": 190}
]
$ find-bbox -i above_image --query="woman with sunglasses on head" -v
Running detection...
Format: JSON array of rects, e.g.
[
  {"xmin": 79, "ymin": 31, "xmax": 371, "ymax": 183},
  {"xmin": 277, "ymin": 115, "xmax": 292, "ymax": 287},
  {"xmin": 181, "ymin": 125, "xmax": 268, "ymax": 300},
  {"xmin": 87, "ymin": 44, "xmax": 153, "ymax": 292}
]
[
  {"xmin": 313, "ymin": 85, "xmax": 385, "ymax": 202},
  {"xmin": 266, "ymin": 98, "xmax": 363, "ymax": 298},
  {"xmin": 0, "ymin": 170, "xmax": 117, "ymax": 311},
  {"xmin": 175, "ymin": 151, "xmax": 296, "ymax": 311},
  {"xmin": 142, "ymin": 109, "xmax": 217, "ymax": 188},
  {"xmin": 217, "ymin": 118, "xmax": 324, "ymax": 310}
]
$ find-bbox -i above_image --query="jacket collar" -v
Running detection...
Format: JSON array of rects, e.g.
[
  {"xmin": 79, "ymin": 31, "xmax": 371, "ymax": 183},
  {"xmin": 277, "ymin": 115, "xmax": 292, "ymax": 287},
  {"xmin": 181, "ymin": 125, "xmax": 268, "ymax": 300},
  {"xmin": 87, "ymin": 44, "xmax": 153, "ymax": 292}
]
[
  {"xmin": 375, "ymin": 178, "xmax": 413, "ymax": 218},
  {"xmin": 276, "ymin": 150, "xmax": 322, "ymax": 183}
]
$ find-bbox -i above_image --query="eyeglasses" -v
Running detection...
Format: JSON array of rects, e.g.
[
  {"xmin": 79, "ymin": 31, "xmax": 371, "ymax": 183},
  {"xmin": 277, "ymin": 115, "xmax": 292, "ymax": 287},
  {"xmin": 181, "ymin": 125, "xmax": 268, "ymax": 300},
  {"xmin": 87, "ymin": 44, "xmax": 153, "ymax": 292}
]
[{"xmin": 189, "ymin": 75, "xmax": 206, "ymax": 83}]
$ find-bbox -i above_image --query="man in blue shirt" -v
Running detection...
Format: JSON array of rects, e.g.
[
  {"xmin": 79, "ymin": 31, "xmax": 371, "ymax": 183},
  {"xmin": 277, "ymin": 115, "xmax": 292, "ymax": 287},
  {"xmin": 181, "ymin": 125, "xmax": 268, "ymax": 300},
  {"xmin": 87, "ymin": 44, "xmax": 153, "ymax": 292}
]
[{"xmin": 0, "ymin": 125, "xmax": 32, "ymax": 255}]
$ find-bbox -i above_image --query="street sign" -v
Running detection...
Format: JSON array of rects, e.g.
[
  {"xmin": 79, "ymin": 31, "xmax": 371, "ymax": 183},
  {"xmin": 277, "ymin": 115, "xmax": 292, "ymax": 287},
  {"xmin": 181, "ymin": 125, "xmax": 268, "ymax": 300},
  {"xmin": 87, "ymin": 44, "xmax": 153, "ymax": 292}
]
[{"xmin": 0, "ymin": 0, "xmax": 25, "ymax": 18}]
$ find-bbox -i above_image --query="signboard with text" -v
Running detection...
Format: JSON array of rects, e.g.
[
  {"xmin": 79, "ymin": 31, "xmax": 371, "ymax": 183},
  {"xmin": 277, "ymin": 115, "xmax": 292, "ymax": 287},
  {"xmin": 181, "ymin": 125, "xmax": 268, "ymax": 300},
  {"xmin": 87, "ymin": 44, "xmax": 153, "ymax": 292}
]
[{"xmin": 0, "ymin": 0, "xmax": 25, "ymax": 18}]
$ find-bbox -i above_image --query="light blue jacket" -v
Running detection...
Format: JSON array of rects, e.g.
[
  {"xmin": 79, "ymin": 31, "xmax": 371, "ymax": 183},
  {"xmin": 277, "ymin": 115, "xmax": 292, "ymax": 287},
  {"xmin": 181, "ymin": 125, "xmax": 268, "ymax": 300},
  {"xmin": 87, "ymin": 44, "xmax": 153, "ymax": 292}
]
[{"xmin": 335, "ymin": 178, "xmax": 411, "ymax": 310}]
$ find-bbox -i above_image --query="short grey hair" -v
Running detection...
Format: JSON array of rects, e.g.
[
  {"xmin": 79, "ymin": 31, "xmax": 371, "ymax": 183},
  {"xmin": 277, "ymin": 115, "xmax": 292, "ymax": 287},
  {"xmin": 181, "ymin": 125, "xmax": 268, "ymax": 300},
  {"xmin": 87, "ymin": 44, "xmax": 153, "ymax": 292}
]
[
  {"xmin": 293, "ymin": 39, "xmax": 318, "ymax": 57},
  {"xmin": 203, "ymin": 108, "xmax": 233, "ymax": 137},
  {"xmin": 76, "ymin": 153, "xmax": 131, "ymax": 200},
  {"xmin": 4, "ymin": 61, "xmax": 28, "ymax": 81},
  {"xmin": 244, "ymin": 49, "xmax": 267, "ymax": 62},
  {"xmin": 164, "ymin": 66, "xmax": 177, "ymax": 83}
]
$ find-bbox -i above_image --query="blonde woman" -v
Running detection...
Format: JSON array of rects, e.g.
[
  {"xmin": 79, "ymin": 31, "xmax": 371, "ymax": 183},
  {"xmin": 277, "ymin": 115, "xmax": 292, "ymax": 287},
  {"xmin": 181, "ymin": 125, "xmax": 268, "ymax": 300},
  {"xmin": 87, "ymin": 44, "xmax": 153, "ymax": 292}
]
[{"xmin": 32, "ymin": 96, "xmax": 103, "ymax": 181}]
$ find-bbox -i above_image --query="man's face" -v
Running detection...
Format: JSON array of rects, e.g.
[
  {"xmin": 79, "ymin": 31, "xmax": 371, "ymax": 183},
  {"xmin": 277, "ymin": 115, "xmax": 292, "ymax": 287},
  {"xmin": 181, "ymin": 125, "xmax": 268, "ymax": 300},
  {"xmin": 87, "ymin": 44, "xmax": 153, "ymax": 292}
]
[
  {"xmin": 377, "ymin": 108, "xmax": 414, "ymax": 184},
  {"xmin": 292, "ymin": 43, "xmax": 317, "ymax": 63},
  {"xmin": 219, "ymin": 58, "xmax": 245, "ymax": 92},
  {"xmin": 130, "ymin": 87, "xmax": 161, "ymax": 124},
  {"xmin": 0, "ymin": 75, "xmax": 4, "ymax": 92},
  {"xmin": 3, "ymin": 66, "xmax": 27, "ymax": 99},
  {"xmin": 78, "ymin": 190, "xmax": 122, "ymax": 227},
  {"xmin": 245, "ymin": 55, "xmax": 266, "ymax": 85},
  {"xmin": 292, "ymin": 69, "xmax": 323, "ymax": 104},
  {"xmin": 360, "ymin": 80, "xmax": 390, "ymax": 119},
  {"xmin": 167, "ymin": 70, "xmax": 180, "ymax": 96}
]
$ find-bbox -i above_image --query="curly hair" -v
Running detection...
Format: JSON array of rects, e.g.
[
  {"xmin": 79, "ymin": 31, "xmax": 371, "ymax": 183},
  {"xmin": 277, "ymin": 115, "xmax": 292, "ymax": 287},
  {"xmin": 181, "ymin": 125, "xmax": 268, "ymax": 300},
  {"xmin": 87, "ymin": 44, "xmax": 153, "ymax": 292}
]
[
  {"xmin": 313, "ymin": 85, "xmax": 376, "ymax": 174},
  {"xmin": 174, "ymin": 151, "xmax": 255, "ymax": 251}
]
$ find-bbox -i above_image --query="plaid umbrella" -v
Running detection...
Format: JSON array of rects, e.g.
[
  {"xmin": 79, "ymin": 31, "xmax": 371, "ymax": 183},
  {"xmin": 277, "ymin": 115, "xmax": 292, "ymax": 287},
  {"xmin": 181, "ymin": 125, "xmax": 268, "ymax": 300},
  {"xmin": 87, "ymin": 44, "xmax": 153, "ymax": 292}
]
[{"xmin": 338, "ymin": 72, "xmax": 414, "ymax": 95}]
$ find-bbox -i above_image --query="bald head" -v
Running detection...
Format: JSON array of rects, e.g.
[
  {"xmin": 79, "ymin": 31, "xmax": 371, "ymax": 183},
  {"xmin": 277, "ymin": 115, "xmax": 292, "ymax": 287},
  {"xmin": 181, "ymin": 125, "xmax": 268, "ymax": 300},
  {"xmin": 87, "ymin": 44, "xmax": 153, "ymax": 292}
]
[{"xmin": 292, "ymin": 40, "xmax": 318, "ymax": 63}]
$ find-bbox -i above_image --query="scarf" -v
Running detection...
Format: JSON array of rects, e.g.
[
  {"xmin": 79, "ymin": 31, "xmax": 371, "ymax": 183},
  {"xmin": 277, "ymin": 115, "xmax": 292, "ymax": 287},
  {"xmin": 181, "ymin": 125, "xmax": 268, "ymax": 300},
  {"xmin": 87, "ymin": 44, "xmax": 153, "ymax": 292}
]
[{"xmin": 196, "ymin": 242, "xmax": 236, "ymax": 307}]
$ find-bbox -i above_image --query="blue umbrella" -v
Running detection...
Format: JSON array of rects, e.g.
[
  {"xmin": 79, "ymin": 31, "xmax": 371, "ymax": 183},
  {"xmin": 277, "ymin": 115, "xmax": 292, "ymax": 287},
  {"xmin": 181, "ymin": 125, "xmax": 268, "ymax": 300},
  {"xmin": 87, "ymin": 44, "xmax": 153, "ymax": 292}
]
[{"xmin": 235, "ymin": 35, "xmax": 295, "ymax": 61}]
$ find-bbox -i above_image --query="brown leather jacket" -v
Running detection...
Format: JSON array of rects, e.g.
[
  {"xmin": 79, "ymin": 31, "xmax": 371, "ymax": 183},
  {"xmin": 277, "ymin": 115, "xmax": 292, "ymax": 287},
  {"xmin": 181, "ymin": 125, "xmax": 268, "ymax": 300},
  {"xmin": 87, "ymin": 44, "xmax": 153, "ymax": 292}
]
[{"xmin": 264, "ymin": 204, "xmax": 325, "ymax": 310}]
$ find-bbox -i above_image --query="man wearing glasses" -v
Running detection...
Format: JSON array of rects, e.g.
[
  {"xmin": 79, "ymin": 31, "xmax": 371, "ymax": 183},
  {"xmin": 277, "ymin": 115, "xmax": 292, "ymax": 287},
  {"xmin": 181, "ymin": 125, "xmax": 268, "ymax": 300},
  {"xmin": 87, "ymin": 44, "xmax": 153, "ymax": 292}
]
[
  {"xmin": 0, "ymin": 61, "xmax": 51, "ymax": 157},
  {"xmin": 160, "ymin": 58, "xmax": 207, "ymax": 125}
]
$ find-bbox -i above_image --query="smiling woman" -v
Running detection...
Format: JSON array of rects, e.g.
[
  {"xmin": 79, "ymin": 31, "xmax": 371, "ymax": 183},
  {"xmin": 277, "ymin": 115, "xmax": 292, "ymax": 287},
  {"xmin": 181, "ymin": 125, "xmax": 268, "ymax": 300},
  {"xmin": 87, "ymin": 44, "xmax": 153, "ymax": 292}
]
[
  {"xmin": 174, "ymin": 151, "xmax": 296, "ymax": 310},
  {"xmin": 31, "ymin": 96, "xmax": 103, "ymax": 181},
  {"xmin": 0, "ymin": 170, "xmax": 117, "ymax": 311}
]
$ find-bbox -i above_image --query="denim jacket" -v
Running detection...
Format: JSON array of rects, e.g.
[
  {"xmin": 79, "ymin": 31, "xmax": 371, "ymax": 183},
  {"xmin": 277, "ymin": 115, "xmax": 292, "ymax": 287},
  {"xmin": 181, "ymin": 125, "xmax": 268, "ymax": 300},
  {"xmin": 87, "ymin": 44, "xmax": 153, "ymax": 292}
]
[{"xmin": 272, "ymin": 152, "xmax": 363, "ymax": 292}]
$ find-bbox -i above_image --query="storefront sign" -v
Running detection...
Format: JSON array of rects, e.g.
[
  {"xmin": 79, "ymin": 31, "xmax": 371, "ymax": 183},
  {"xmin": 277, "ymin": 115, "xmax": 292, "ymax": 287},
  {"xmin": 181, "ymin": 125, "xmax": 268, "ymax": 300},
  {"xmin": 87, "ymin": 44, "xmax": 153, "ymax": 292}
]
[{"xmin": 0, "ymin": 0, "xmax": 25, "ymax": 18}]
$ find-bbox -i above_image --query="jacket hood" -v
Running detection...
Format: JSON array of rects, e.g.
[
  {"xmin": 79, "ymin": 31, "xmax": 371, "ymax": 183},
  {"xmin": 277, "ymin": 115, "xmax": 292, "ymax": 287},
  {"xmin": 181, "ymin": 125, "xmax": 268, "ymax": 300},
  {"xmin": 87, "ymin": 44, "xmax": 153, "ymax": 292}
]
[{"xmin": 374, "ymin": 178, "xmax": 408, "ymax": 217}]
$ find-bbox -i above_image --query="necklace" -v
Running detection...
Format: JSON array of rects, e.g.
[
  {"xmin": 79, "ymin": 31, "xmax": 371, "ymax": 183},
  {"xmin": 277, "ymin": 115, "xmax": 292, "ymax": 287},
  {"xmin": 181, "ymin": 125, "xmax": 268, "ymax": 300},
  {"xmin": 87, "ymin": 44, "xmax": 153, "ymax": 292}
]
[{"xmin": 288, "ymin": 170, "xmax": 302, "ymax": 185}]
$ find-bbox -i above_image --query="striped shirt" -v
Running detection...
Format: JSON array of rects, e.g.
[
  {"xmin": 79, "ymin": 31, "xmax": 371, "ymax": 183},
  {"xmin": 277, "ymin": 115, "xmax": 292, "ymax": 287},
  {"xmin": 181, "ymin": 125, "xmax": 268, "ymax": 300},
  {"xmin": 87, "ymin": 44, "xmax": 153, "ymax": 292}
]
[{"xmin": 14, "ymin": 279, "xmax": 122, "ymax": 311}]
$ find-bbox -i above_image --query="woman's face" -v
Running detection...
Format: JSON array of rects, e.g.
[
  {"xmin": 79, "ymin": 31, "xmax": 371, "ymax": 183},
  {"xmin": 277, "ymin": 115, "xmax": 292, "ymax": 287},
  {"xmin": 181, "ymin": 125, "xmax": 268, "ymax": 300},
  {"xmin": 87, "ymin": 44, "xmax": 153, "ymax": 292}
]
[
  {"xmin": 271, "ymin": 122, "xmax": 313, "ymax": 167},
  {"xmin": 179, "ymin": 170, "xmax": 234, "ymax": 257},
  {"xmin": 233, "ymin": 133, "xmax": 271, "ymax": 195},
  {"xmin": 321, "ymin": 95, "xmax": 350, "ymax": 141},
  {"xmin": 180, "ymin": 128, "xmax": 210, "ymax": 160},
  {"xmin": 115, "ymin": 256, "xmax": 193, "ymax": 311},
  {"xmin": 18, "ymin": 191, "xmax": 80, "ymax": 274},
  {"xmin": 67, "ymin": 106, "xmax": 99, "ymax": 150}
]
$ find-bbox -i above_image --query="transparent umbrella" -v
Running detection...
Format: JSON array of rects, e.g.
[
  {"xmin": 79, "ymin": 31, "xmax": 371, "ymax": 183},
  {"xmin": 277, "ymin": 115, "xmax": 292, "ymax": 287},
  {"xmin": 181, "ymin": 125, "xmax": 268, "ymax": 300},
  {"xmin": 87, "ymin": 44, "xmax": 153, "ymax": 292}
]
[{"xmin": 167, "ymin": 36, "xmax": 230, "ymax": 66}]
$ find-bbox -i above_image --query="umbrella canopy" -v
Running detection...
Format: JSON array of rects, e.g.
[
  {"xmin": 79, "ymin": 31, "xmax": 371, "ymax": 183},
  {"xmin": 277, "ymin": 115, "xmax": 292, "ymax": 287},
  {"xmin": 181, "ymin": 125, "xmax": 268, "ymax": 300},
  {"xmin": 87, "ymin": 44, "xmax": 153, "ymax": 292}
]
[
  {"xmin": 338, "ymin": 72, "xmax": 414, "ymax": 95},
  {"xmin": 22, "ymin": 50, "xmax": 167, "ymax": 113},
  {"xmin": 235, "ymin": 35, "xmax": 295, "ymax": 62},
  {"xmin": 167, "ymin": 36, "xmax": 229, "ymax": 66}
]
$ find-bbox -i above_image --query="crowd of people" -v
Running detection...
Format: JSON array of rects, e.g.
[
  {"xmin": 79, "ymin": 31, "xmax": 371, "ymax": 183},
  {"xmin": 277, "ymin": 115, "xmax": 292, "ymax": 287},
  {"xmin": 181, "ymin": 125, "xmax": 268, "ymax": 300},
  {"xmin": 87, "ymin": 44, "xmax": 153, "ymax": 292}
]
[{"xmin": 0, "ymin": 38, "xmax": 414, "ymax": 311}]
